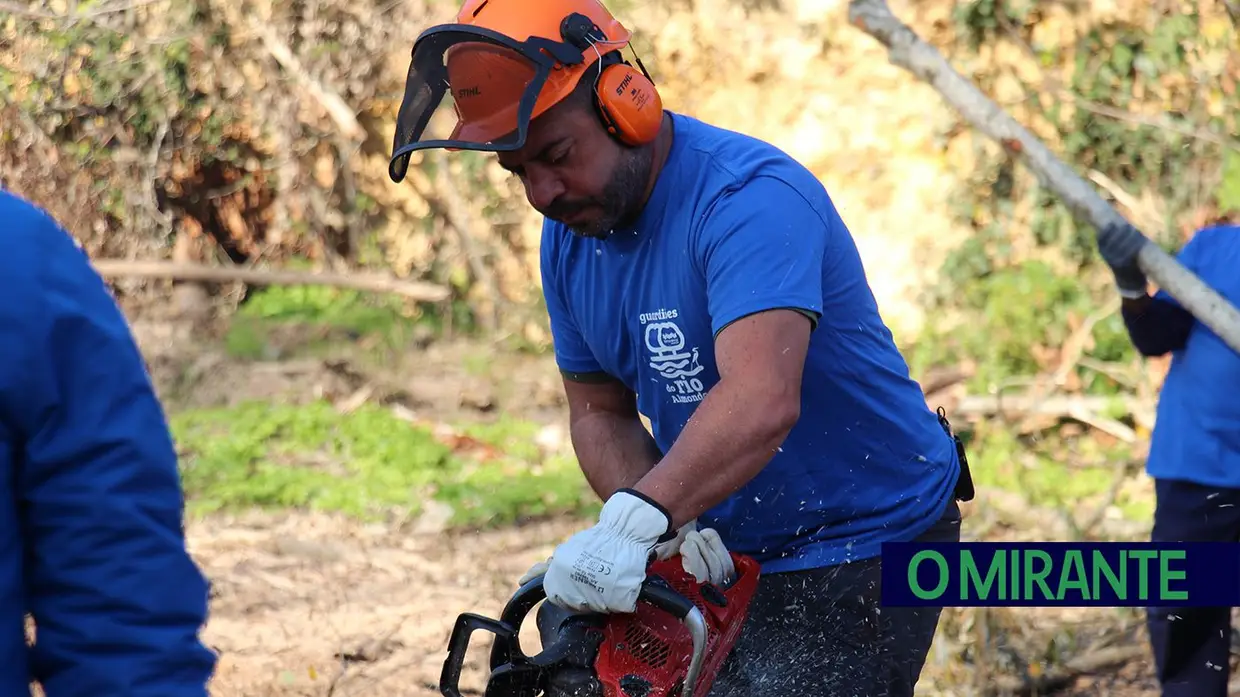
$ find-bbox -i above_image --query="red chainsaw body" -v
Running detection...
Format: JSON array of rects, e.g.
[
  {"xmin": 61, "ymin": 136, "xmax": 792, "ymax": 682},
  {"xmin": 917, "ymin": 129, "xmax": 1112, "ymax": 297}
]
[{"xmin": 593, "ymin": 553, "xmax": 761, "ymax": 697}]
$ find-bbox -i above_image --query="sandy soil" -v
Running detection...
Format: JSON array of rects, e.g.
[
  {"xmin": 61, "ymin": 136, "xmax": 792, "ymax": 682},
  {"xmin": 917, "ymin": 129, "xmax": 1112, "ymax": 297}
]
[{"xmin": 193, "ymin": 509, "xmax": 583, "ymax": 697}]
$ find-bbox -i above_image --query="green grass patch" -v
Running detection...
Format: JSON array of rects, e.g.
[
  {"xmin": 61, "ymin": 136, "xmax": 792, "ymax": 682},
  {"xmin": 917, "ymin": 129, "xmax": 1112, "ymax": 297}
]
[
  {"xmin": 170, "ymin": 400, "xmax": 597, "ymax": 528},
  {"xmin": 222, "ymin": 281, "xmax": 477, "ymax": 362},
  {"xmin": 910, "ymin": 260, "xmax": 1136, "ymax": 395}
]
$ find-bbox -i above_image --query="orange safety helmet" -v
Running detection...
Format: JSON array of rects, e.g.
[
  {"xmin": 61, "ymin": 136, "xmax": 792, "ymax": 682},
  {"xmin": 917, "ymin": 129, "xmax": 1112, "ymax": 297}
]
[
  {"xmin": 451, "ymin": 0, "xmax": 631, "ymax": 136},
  {"xmin": 388, "ymin": 0, "xmax": 643, "ymax": 184}
]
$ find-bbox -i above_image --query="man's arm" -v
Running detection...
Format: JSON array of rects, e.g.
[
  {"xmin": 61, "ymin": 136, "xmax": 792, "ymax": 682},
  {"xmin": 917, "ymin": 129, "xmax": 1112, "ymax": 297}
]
[
  {"xmin": 540, "ymin": 223, "xmax": 663, "ymax": 501},
  {"xmin": 562, "ymin": 376, "xmax": 663, "ymax": 501},
  {"xmin": 1098, "ymin": 221, "xmax": 1204, "ymax": 357},
  {"xmin": 632, "ymin": 175, "xmax": 827, "ymax": 528},
  {"xmin": 633, "ymin": 310, "xmax": 810, "ymax": 528},
  {"xmin": 1, "ymin": 196, "xmax": 215, "ymax": 696}
]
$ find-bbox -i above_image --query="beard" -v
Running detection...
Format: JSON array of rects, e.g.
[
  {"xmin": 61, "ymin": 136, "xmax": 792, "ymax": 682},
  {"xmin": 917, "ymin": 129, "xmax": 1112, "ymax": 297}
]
[{"xmin": 551, "ymin": 146, "xmax": 653, "ymax": 239}]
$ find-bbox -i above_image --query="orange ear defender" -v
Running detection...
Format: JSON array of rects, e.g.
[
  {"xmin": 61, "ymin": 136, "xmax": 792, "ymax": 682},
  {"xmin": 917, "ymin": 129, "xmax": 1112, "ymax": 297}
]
[{"xmin": 560, "ymin": 12, "xmax": 663, "ymax": 147}]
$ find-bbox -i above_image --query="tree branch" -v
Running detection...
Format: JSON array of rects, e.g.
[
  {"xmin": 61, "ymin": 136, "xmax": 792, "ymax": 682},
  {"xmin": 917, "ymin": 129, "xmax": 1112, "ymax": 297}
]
[
  {"xmin": 847, "ymin": 0, "xmax": 1240, "ymax": 354},
  {"xmin": 91, "ymin": 260, "xmax": 451, "ymax": 302},
  {"xmin": 954, "ymin": 393, "xmax": 1155, "ymax": 431}
]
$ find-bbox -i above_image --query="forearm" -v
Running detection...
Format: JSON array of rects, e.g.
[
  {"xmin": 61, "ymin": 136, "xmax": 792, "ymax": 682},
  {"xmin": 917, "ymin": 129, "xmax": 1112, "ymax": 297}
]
[
  {"xmin": 571, "ymin": 411, "xmax": 664, "ymax": 501},
  {"xmin": 633, "ymin": 379, "xmax": 797, "ymax": 528}
]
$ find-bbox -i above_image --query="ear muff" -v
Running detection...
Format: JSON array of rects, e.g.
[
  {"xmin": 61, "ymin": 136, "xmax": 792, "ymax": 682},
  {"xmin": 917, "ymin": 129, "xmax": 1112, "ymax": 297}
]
[
  {"xmin": 593, "ymin": 61, "xmax": 662, "ymax": 147},
  {"xmin": 559, "ymin": 12, "xmax": 663, "ymax": 148}
]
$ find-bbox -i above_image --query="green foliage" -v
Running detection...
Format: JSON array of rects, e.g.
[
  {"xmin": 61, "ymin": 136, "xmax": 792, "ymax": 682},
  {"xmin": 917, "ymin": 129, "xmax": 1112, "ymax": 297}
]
[
  {"xmin": 923, "ymin": 1, "xmax": 1233, "ymax": 393},
  {"xmin": 1056, "ymin": 17, "xmax": 1221, "ymax": 242},
  {"xmin": 960, "ymin": 419, "xmax": 1151, "ymax": 521},
  {"xmin": 1218, "ymin": 150, "xmax": 1240, "ymax": 217},
  {"xmin": 223, "ymin": 282, "xmax": 460, "ymax": 361},
  {"xmin": 951, "ymin": 0, "xmax": 1038, "ymax": 50},
  {"xmin": 914, "ymin": 259, "xmax": 1135, "ymax": 394},
  {"xmin": 947, "ymin": 1, "xmax": 1237, "ymax": 258},
  {"xmin": 9, "ymin": 2, "xmax": 237, "ymax": 173},
  {"xmin": 237, "ymin": 284, "xmax": 411, "ymax": 336},
  {"xmin": 907, "ymin": 2, "xmax": 1230, "ymax": 526},
  {"xmin": 171, "ymin": 401, "xmax": 597, "ymax": 527}
]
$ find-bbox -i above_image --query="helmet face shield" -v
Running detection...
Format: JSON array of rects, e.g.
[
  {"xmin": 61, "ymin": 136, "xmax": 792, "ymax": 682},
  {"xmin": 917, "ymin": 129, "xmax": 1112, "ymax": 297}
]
[{"xmin": 388, "ymin": 25, "xmax": 587, "ymax": 183}]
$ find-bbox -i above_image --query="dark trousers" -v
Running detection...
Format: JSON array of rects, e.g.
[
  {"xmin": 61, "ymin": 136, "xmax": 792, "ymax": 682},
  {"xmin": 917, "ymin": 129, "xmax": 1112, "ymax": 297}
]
[
  {"xmin": 705, "ymin": 498, "xmax": 962, "ymax": 697},
  {"xmin": 1147, "ymin": 478, "xmax": 1240, "ymax": 697}
]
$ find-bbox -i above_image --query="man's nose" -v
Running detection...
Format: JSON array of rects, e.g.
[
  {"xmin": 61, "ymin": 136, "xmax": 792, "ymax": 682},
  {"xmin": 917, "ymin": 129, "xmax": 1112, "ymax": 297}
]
[{"xmin": 524, "ymin": 167, "xmax": 565, "ymax": 212}]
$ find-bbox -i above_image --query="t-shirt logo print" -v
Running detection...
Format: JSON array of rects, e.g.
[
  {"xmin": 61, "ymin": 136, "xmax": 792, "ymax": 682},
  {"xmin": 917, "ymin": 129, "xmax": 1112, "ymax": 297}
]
[
  {"xmin": 644, "ymin": 320, "xmax": 702, "ymax": 379},
  {"xmin": 641, "ymin": 310, "xmax": 707, "ymax": 405}
]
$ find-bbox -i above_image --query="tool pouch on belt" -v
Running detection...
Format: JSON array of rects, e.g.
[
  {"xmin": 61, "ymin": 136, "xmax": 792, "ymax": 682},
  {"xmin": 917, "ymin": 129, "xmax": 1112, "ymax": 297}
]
[{"xmin": 936, "ymin": 406, "xmax": 975, "ymax": 502}]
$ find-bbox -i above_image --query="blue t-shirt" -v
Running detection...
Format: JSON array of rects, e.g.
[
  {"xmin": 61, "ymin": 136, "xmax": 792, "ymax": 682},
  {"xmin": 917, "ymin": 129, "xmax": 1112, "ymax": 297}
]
[
  {"xmin": 1145, "ymin": 225, "xmax": 1240, "ymax": 488},
  {"xmin": 539, "ymin": 112, "xmax": 960, "ymax": 573}
]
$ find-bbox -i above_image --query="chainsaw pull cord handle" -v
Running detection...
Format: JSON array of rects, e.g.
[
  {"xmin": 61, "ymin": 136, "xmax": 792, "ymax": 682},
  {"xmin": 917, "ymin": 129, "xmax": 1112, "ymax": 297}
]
[{"xmin": 634, "ymin": 582, "xmax": 709, "ymax": 697}]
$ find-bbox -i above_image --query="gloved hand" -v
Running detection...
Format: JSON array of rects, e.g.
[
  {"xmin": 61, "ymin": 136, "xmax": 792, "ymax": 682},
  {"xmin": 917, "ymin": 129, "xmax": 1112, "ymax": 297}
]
[
  {"xmin": 543, "ymin": 489, "xmax": 672, "ymax": 614},
  {"xmin": 680, "ymin": 528, "xmax": 736, "ymax": 586},
  {"xmin": 517, "ymin": 518, "xmax": 693, "ymax": 585},
  {"xmin": 1096, "ymin": 221, "xmax": 1150, "ymax": 298},
  {"xmin": 518, "ymin": 557, "xmax": 551, "ymax": 586},
  {"xmin": 654, "ymin": 519, "xmax": 697, "ymax": 560}
]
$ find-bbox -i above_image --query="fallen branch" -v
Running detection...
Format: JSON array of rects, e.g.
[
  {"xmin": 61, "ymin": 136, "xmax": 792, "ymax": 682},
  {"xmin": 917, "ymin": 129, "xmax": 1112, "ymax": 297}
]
[
  {"xmin": 91, "ymin": 260, "xmax": 452, "ymax": 302},
  {"xmin": 1064, "ymin": 403, "xmax": 1138, "ymax": 443},
  {"xmin": 971, "ymin": 487, "xmax": 1148, "ymax": 542},
  {"xmin": 1052, "ymin": 298, "xmax": 1120, "ymax": 388},
  {"xmin": 953, "ymin": 393, "xmax": 1155, "ymax": 432},
  {"xmin": 987, "ymin": 645, "xmax": 1146, "ymax": 695},
  {"xmin": 847, "ymin": 0, "xmax": 1240, "ymax": 354}
]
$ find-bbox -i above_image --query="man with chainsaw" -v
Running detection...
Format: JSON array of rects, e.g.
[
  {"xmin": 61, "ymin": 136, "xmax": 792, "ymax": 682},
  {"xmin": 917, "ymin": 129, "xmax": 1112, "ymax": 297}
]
[
  {"xmin": 387, "ymin": 1, "xmax": 970, "ymax": 694},
  {"xmin": 0, "ymin": 189, "xmax": 217, "ymax": 696},
  {"xmin": 1099, "ymin": 220, "xmax": 1240, "ymax": 697}
]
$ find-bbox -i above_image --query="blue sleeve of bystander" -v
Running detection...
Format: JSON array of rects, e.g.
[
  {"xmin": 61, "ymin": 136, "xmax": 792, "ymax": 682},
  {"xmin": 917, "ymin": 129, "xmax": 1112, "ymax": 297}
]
[{"xmin": 0, "ymin": 191, "xmax": 217, "ymax": 697}]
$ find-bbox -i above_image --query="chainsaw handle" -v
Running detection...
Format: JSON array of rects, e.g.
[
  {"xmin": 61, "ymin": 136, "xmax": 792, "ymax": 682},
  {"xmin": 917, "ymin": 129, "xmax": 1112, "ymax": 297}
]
[
  {"xmin": 440, "ymin": 612, "xmax": 519, "ymax": 697},
  {"xmin": 488, "ymin": 574, "xmax": 709, "ymax": 697},
  {"xmin": 634, "ymin": 580, "xmax": 696, "ymax": 618},
  {"xmin": 638, "ymin": 583, "xmax": 708, "ymax": 697}
]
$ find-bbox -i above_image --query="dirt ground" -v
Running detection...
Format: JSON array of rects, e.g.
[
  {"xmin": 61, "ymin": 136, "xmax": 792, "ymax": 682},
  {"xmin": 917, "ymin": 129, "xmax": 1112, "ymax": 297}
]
[
  {"xmin": 192, "ymin": 509, "xmax": 580, "ymax": 697},
  {"xmin": 126, "ymin": 316, "xmax": 1192, "ymax": 697}
]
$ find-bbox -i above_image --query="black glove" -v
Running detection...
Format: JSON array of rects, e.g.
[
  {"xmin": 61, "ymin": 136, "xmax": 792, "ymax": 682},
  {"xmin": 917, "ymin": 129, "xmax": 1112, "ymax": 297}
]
[{"xmin": 1096, "ymin": 221, "xmax": 1149, "ymax": 298}]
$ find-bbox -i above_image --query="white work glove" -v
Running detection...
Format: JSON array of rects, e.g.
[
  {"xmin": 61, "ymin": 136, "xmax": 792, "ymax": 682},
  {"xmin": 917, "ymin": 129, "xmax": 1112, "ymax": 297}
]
[
  {"xmin": 518, "ymin": 557, "xmax": 551, "ymax": 585},
  {"xmin": 679, "ymin": 528, "xmax": 735, "ymax": 586},
  {"xmin": 520, "ymin": 522, "xmax": 734, "ymax": 589},
  {"xmin": 654, "ymin": 519, "xmax": 697, "ymax": 560},
  {"xmin": 542, "ymin": 489, "xmax": 673, "ymax": 614},
  {"xmin": 518, "ymin": 519, "xmax": 693, "ymax": 584}
]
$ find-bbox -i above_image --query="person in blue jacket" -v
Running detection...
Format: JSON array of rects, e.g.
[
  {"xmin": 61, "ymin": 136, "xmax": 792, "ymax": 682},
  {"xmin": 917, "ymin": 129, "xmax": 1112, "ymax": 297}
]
[
  {"xmin": 0, "ymin": 189, "xmax": 217, "ymax": 696},
  {"xmin": 386, "ymin": 2, "xmax": 971, "ymax": 694},
  {"xmin": 1099, "ymin": 220, "xmax": 1240, "ymax": 697}
]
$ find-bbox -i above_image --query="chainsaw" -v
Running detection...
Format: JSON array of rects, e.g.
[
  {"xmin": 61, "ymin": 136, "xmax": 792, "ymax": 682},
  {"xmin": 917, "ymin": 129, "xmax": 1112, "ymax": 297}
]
[{"xmin": 439, "ymin": 551, "xmax": 761, "ymax": 697}]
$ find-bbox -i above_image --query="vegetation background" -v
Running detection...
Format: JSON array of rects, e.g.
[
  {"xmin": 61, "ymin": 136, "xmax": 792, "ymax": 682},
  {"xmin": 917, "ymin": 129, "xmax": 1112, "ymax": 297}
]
[{"xmin": 2, "ymin": 0, "xmax": 1239, "ymax": 694}]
